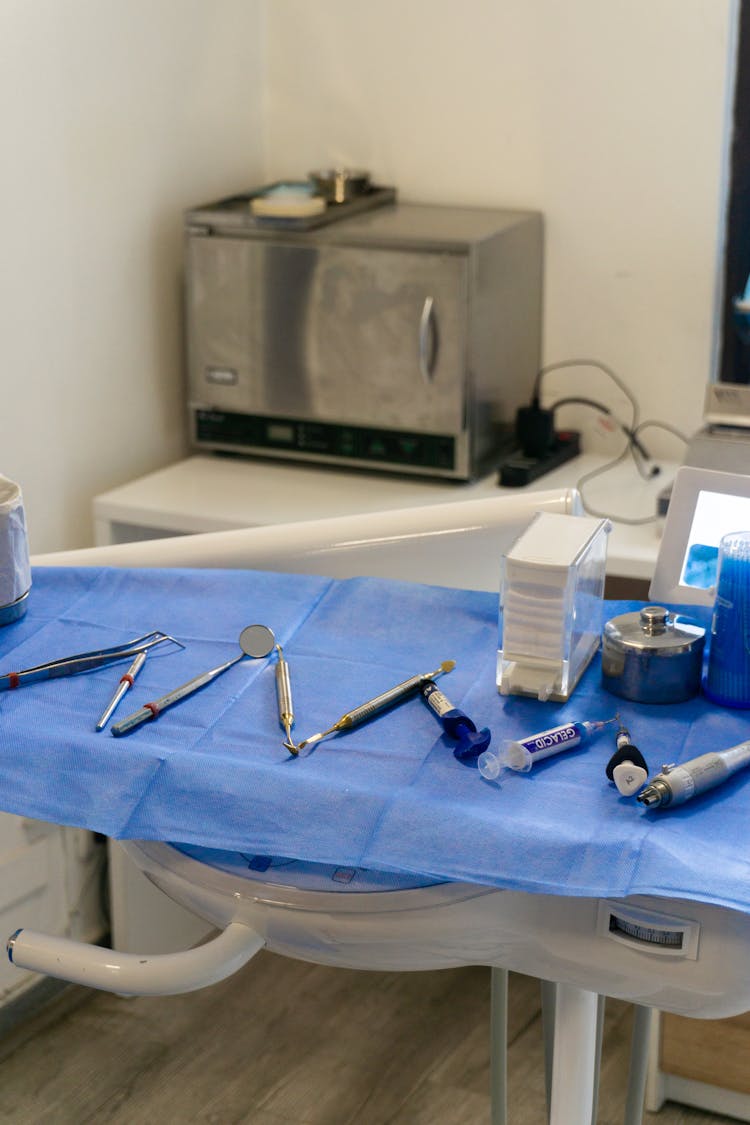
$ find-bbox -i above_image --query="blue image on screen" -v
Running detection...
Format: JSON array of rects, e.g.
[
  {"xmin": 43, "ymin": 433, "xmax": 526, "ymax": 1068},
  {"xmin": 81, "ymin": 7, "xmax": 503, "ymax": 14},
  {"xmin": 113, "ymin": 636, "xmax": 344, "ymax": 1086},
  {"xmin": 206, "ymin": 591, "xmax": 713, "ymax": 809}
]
[{"xmin": 683, "ymin": 542, "xmax": 720, "ymax": 588}]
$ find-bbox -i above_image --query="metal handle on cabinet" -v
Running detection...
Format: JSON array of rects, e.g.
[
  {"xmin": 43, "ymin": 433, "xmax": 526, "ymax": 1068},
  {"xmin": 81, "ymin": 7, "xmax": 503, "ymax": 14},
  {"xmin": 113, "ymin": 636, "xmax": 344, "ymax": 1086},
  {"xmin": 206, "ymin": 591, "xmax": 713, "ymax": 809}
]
[{"xmin": 419, "ymin": 296, "xmax": 438, "ymax": 384}]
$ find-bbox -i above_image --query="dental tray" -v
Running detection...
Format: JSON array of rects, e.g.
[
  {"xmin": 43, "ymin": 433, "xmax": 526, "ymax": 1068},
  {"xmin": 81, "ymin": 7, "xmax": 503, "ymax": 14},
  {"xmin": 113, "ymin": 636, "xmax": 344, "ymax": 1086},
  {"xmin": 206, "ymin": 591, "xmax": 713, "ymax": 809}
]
[{"xmin": 186, "ymin": 183, "xmax": 398, "ymax": 232}]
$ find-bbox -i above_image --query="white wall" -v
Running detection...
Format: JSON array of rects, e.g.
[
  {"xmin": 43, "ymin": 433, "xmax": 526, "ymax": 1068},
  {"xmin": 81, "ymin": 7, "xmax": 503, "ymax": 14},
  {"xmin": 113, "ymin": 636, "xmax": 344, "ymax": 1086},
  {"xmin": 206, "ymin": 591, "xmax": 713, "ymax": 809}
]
[
  {"xmin": 1, "ymin": 1, "xmax": 739, "ymax": 552},
  {"xmin": 1, "ymin": 0, "xmax": 265, "ymax": 552},
  {"xmin": 264, "ymin": 0, "xmax": 738, "ymax": 459}
]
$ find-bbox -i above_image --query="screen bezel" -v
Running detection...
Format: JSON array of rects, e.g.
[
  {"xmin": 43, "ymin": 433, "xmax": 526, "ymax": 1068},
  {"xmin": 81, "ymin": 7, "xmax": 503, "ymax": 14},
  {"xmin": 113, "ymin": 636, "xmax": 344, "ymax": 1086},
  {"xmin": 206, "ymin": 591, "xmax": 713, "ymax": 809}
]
[{"xmin": 649, "ymin": 466, "xmax": 750, "ymax": 606}]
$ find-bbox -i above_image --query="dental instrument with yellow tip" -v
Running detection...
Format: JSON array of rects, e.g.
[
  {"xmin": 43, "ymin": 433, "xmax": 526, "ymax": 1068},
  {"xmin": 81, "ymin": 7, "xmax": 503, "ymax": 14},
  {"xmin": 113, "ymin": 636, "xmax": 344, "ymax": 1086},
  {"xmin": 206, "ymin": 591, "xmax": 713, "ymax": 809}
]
[{"xmin": 297, "ymin": 659, "xmax": 456, "ymax": 752}]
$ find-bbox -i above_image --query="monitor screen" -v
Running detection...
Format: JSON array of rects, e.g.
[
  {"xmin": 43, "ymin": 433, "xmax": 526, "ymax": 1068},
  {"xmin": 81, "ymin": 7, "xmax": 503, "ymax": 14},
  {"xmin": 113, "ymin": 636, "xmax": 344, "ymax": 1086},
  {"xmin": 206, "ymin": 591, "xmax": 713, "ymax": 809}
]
[
  {"xmin": 650, "ymin": 467, "xmax": 750, "ymax": 606},
  {"xmin": 680, "ymin": 489, "xmax": 750, "ymax": 590}
]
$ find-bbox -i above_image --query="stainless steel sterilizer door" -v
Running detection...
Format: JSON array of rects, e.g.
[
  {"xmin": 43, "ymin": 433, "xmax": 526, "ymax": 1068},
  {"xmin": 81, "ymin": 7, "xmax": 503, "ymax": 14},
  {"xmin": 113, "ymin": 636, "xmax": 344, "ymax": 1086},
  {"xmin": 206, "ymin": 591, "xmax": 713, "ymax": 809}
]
[{"xmin": 186, "ymin": 235, "xmax": 468, "ymax": 436}]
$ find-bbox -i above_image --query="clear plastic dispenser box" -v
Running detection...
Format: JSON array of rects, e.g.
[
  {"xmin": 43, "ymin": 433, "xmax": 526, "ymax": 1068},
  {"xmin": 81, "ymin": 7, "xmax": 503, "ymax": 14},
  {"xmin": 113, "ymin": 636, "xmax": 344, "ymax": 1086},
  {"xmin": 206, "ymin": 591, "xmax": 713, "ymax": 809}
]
[{"xmin": 498, "ymin": 511, "xmax": 611, "ymax": 701}]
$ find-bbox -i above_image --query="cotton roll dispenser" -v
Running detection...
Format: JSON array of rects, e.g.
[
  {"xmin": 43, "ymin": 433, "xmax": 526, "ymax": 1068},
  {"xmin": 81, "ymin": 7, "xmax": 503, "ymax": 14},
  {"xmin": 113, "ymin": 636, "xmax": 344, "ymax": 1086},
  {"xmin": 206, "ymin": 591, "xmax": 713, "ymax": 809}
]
[
  {"xmin": 0, "ymin": 475, "xmax": 31, "ymax": 626},
  {"xmin": 601, "ymin": 605, "xmax": 705, "ymax": 704},
  {"xmin": 497, "ymin": 511, "xmax": 611, "ymax": 701}
]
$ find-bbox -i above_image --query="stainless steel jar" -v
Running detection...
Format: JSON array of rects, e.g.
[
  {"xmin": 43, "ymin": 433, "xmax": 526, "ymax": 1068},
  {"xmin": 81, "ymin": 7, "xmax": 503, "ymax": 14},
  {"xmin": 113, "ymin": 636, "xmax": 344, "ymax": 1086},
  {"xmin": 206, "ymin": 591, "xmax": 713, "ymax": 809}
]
[{"xmin": 601, "ymin": 605, "xmax": 705, "ymax": 703}]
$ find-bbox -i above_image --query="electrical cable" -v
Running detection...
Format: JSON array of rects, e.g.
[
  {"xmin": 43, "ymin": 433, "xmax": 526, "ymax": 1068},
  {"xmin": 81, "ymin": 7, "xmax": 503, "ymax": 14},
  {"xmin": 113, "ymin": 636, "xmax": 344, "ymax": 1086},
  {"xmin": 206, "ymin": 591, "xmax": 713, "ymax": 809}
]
[
  {"xmin": 575, "ymin": 420, "xmax": 690, "ymax": 525},
  {"xmin": 530, "ymin": 357, "xmax": 689, "ymax": 524},
  {"xmin": 548, "ymin": 396, "xmax": 656, "ymax": 477},
  {"xmin": 532, "ymin": 359, "xmax": 640, "ymax": 429}
]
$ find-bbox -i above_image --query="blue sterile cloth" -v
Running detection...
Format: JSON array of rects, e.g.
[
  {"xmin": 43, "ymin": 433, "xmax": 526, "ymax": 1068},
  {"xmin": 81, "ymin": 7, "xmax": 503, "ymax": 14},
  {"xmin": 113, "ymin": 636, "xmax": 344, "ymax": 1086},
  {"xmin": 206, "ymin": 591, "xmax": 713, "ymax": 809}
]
[{"xmin": 1, "ymin": 568, "xmax": 750, "ymax": 916}]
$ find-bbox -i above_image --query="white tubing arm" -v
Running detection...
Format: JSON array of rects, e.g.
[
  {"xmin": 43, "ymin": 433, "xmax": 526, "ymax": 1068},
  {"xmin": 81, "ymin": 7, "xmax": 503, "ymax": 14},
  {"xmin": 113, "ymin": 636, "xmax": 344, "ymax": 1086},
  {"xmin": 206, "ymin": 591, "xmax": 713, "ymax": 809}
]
[
  {"xmin": 7, "ymin": 923, "xmax": 264, "ymax": 996},
  {"xmin": 31, "ymin": 489, "xmax": 581, "ymax": 570}
]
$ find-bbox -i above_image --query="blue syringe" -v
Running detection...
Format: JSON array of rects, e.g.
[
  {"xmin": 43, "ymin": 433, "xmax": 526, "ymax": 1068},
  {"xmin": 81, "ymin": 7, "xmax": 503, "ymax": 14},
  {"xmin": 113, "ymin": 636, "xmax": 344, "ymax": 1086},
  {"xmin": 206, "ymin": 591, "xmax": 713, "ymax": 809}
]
[{"xmin": 478, "ymin": 716, "xmax": 618, "ymax": 779}]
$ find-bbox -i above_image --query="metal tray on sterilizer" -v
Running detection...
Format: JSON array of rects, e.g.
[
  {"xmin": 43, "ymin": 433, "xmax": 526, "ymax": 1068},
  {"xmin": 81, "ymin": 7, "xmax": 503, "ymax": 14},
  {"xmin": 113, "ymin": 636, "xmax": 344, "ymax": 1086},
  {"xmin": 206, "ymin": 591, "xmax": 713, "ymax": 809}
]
[{"xmin": 187, "ymin": 183, "xmax": 397, "ymax": 233}]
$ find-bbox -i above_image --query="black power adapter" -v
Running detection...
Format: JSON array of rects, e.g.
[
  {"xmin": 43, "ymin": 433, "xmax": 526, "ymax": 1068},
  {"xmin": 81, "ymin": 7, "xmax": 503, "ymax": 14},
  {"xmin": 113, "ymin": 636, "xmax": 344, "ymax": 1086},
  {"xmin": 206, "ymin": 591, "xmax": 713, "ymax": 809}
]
[{"xmin": 499, "ymin": 404, "xmax": 581, "ymax": 487}]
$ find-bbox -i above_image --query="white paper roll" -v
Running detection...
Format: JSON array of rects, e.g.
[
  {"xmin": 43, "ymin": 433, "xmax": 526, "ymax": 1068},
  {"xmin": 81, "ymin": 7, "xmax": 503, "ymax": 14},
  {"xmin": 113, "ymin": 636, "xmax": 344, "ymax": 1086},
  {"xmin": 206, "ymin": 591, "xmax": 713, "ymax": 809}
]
[{"xmin": 0, "ymin": 474, "xmax": 31, "ymax": 620}]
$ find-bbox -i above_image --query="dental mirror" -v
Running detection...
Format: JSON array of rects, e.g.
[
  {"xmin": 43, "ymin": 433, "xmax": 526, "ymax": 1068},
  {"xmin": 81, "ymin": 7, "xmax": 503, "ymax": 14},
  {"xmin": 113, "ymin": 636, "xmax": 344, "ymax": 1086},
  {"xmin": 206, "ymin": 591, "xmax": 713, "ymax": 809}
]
[
  {"xmin": 239, "ymin": 623, "xmax": 275, "ymax": 659},
  {"xmin": 112, "ymin": 623, "xmax": 276, "ymax": 737}
]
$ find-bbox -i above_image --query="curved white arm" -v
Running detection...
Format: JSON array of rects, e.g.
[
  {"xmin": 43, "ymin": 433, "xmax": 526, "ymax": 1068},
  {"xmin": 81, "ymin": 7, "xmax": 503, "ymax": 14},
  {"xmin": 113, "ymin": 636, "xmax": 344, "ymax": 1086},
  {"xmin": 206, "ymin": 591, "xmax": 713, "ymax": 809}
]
[
  {"xmin": 32, "ymin": 489, "xmax": 581, "ymax": 593},
  {"xmin": 7, "ymin": 923, "xmax": 264, "ymax": 996}
]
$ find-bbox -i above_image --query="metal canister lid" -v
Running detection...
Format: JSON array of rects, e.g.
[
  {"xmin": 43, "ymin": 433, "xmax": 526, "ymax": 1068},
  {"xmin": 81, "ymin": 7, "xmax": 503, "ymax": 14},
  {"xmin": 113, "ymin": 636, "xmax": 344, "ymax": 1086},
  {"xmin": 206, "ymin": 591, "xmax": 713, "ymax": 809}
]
[{"xmin": 602, "ymin": 606, "xmax": 705, "ymax": 703}]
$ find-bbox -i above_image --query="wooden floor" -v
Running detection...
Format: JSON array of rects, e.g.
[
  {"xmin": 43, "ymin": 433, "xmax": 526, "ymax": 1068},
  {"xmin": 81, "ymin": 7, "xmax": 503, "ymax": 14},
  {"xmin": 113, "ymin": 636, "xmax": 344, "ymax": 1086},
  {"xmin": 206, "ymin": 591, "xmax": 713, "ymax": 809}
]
[{"xmin": 0, "ymin": 956, "xmax": 733, "ymax": 1124}]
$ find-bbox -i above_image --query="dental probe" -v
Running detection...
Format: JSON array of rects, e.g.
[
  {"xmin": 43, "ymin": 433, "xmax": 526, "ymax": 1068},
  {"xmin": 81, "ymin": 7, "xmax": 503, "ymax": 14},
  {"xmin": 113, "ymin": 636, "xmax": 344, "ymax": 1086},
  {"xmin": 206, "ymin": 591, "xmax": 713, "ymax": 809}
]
[
  {"xmin": 96, "ymin": 651, "xmax": 147, "ymax": 731},
  {"xmin": 296, "ymin": 660, "xmax": 456, "ymax": 751},
  {"xmin": 637, "ymin": 739, "xmax": 750, "ymax": 809},
  {"xmin": 274, "ymin": 645, "xmax": 298, "ymax": 754}
]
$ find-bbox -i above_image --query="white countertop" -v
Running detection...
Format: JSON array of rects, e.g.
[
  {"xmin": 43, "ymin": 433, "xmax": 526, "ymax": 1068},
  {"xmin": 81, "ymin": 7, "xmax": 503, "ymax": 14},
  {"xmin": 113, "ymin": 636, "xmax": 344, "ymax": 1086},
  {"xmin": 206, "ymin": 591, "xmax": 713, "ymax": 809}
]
[{"xmin": 93, "ymin": 453, "xmax": 676, "ymax": 580}]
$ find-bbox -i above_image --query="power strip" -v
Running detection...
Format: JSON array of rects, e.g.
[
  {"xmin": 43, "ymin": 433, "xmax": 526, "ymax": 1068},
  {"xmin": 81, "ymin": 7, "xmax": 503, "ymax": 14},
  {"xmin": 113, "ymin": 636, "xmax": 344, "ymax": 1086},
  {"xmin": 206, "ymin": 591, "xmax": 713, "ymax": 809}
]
[{"xmin": 498, "ymin": 431, "xmax": 581, "ymax": 487}]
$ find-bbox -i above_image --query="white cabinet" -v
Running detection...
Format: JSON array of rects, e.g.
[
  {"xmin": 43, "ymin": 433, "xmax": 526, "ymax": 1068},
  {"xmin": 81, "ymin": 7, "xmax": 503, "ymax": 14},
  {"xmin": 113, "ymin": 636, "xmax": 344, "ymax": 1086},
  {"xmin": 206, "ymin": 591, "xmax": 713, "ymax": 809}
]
[{"xmin": 0, "ymin": 816, "xmax": 106, "ymax": 1005}]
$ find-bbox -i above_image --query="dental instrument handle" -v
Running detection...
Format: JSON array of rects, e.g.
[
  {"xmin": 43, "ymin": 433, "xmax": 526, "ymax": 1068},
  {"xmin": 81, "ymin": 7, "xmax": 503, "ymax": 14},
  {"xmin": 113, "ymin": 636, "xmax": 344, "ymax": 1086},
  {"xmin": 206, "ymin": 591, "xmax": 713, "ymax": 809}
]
[
  {"xmin": 343, "ymin": 662, "xmax": 453, "ymax": 727},
  {"xmin": 96, "ymin": 650, "xmax": 147, "ymax": 731},
  {"xmin": 297, "ymin": 660, "xmax": 455, "ymax": 750},
  {"xmin": 274, "ymin": 645, "xmax": 297, "ymax": 753},
  {"xmin": 637, "ymin": 739, "xmax": 750, "ymax": 808},
  {"xmin": 111, "ymin": 653, "xmax": 245, "ymax": 737}
]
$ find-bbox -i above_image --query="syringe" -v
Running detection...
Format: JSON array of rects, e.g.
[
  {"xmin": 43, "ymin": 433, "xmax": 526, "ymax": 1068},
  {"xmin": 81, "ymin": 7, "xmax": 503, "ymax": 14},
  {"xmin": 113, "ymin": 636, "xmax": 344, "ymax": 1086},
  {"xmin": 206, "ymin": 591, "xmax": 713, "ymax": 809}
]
[
  {"xmin": 296, "ymin": 660, "xmax": 455, "ymax": 751},
  {"xmin": 637, "ymin": 739, "xmax": 750, "ymax": 808},
  {"xmin": 478, "ymin": 715, "xmax": 617, "ymax": 778}
]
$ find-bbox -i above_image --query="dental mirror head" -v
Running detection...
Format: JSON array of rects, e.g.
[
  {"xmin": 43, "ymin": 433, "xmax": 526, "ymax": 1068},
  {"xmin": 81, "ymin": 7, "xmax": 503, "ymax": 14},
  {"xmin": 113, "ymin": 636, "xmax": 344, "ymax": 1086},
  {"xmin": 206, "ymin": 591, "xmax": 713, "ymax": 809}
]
[{"xmin": 239, "ymin": 624, "xmax": 275, "ymax": 659}]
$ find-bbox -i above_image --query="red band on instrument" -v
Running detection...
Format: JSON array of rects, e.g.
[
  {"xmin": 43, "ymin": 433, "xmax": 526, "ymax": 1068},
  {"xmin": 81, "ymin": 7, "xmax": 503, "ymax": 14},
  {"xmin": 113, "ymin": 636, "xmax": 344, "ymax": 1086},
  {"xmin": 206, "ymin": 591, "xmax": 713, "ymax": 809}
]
[
  {"xmin": 8, "ymin": 673, "xmax": 19, "ymax": 689},
  {"xmin": 144, "ymin": 701, "xmax": 160, "ymax": 718},
  {"xmin": 120, "ymin": 673, "xmax": 135, "ymax": 686}
]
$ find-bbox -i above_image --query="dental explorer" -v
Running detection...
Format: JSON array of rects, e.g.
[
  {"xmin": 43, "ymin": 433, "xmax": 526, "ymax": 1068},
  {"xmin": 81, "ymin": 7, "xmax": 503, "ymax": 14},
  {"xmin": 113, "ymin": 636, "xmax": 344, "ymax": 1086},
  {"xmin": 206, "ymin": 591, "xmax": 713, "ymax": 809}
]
[
  {"xmin": 274, "ymin": 645, "xmax": 298, "ymax": 754},
  {"xmin": 296, "ymin": 660, "xmax": 456, "ymax": 751},
  {"xmin": 637, "ymin": 739, "xmax": 750, "ymax": 809},
  {"xmin": 111, "ymin": 624, "xmax": 275, "ymax": 737},
  {"xmin": 96, "ymin": 650, "xmax": 147, "ymax": 731}
]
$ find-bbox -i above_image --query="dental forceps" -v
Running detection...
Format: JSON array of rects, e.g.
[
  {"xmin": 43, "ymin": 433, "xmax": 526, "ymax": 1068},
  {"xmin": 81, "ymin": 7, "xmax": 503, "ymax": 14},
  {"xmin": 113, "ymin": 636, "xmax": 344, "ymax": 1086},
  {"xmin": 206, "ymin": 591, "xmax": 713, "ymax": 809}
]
[
  {"xmin": 0, "ymin": 631, "xmax": 181, "ymax": 692},
  {"xmin": 297, "ymin": 659, "xmax": 456, "ymax": 752}
]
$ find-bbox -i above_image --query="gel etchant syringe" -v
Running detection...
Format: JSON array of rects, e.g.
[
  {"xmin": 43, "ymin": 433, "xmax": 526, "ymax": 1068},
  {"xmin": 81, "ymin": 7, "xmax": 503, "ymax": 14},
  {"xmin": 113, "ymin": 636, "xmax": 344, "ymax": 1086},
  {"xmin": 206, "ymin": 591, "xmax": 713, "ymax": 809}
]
[
  {"xmin": 637, "ymin": 739, "xmax": 750, "ymax": 809},
  {"xmin": 478, "ymin": 716, "xmax": 617, "ymax": 779}
]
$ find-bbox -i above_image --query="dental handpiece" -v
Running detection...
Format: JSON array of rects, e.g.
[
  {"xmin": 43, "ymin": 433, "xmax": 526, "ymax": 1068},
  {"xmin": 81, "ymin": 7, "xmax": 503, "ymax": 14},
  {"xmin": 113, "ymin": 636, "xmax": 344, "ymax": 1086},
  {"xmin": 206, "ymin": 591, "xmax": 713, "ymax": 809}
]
[
  {"xmin": 297, "ymin": 660, "xmax": 456, "ymax": 751},
  {"xmin": 274, "ymin": 645, "xmax": 297, "ymax": 754},
  {"xmin": 637, "ymin": 739, "xmax": 750, "ymax": 808}
]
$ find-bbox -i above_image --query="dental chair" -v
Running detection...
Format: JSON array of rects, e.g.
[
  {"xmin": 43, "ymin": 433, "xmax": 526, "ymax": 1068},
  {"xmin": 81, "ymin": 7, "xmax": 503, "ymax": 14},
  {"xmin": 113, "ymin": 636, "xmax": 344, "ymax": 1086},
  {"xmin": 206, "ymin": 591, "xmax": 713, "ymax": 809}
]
[{"xmin": 11, "ymin": 483, "xmax": 750, "ymax": 1125}]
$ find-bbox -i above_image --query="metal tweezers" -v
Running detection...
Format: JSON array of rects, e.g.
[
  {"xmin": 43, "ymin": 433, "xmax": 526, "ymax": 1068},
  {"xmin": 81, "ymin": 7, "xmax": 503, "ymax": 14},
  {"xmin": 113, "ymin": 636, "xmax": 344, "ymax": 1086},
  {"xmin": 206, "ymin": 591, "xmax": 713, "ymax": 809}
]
[{"xmin": 0, "ymin": 631, "xmax": 182, "ymax": 691}]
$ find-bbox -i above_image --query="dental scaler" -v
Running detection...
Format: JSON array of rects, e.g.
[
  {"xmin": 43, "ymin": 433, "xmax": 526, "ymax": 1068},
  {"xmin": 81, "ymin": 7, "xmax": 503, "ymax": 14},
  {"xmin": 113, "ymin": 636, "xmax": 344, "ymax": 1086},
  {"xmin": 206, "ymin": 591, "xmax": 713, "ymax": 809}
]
[
  {"xmin": 419, "ymin": 681, "xmax": 490, "ymax": 761},
  {"xmin": 637, "ymin": 739, "xmax": 750, "ymax": 809},
  {"xmin": 478, "ymin": 715, "xmax": 617, "ymax": 779},
  {"xmin": 296, "ymin": 660, "xmax": 455, "ymax": 752}
]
